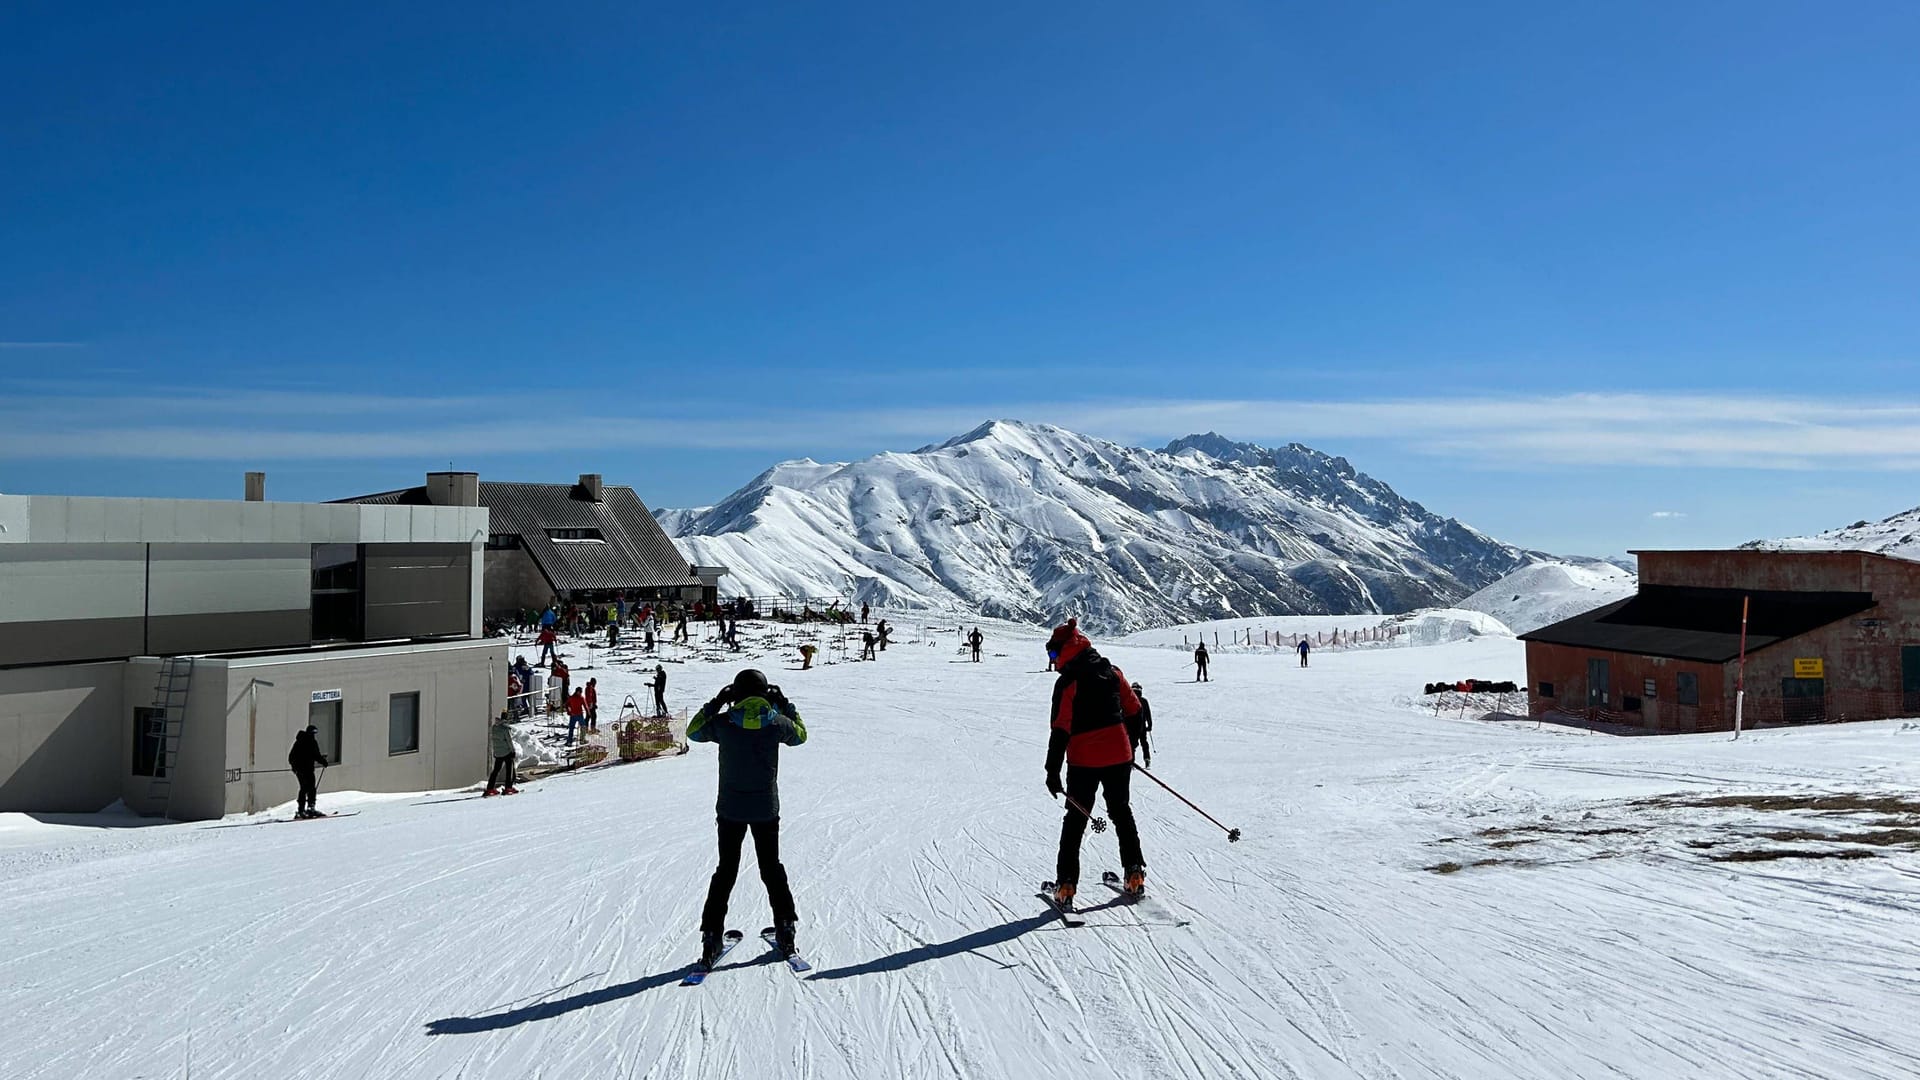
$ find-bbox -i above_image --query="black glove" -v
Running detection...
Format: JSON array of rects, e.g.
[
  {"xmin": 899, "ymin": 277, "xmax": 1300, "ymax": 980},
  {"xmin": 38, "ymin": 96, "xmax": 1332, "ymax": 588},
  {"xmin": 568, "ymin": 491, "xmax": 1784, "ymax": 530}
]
[
  {"xmin": 766, "ymin": 686, "xmax": 792, "ymax": 713},
  {"xmin": 1046, "ymin": 771, "xmax": 1064, "ymax": 799}
]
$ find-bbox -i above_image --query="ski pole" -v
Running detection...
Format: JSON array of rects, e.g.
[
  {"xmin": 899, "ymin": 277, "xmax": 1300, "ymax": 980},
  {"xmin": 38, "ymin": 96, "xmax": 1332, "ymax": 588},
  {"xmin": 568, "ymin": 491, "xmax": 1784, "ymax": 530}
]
[
  {"xmin": 1063, "ymin": 794, "xmax": 1108, "ymax": 833},
  {"xmin": 1132, "ymin": 764, "xmax": 1240, "ymax": 842}
]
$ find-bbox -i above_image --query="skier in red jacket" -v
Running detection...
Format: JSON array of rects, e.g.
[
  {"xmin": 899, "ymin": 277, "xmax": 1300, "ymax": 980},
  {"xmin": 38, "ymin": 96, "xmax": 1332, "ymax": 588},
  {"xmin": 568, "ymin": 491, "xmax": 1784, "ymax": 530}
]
[{"xmin": 1044, "ymin": 618, "xmax": 1147, "ymax": 904}]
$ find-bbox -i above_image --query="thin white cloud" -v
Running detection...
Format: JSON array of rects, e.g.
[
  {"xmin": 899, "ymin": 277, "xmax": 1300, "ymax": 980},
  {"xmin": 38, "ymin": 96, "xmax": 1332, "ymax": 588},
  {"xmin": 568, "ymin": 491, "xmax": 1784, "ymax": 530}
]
[
  {"xmin": 7, "ymin": 387, "xmax": 1920, "ymax": 472},
  {"xmin": 0, "ymin": 341, "xmax": 85, "ymax": 349},
  {"xmin": 1649, "ymin": 511, "xmax": 1688, "ymax": 519}
]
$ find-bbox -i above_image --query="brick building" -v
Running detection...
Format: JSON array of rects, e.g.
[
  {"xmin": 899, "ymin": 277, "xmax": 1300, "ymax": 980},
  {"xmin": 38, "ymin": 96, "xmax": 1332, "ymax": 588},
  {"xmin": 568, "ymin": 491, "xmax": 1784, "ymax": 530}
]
[{"xmin": 1521, "ymin": 550, "xmax": 1920, "ymax": 732}]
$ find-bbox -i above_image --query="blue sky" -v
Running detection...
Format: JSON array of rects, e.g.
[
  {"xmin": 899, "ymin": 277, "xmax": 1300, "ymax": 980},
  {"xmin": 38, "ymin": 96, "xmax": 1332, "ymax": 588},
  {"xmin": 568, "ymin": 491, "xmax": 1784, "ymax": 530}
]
[{"xmin": 3, "ymin": 1, "xmax": 1918, "ymax": 557}]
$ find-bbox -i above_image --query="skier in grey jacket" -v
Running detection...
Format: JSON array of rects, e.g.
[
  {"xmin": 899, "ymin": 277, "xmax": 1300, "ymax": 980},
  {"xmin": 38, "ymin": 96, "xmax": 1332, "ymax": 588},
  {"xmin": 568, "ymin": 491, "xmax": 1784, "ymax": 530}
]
[{"xmin": 687, "ymin": 668, "xmax": 808, "ymax": 966}]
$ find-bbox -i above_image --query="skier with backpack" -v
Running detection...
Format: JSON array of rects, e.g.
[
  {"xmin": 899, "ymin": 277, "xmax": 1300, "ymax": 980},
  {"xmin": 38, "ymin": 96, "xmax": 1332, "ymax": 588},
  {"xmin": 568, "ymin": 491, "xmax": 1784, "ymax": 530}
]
[
  {"xmin": 687, "ymin": 668, "xmax": 809, "ymax": 970},
  {"xmin": 1043, "ymin": 618, "xmax": 1148, "ymax": 905}
]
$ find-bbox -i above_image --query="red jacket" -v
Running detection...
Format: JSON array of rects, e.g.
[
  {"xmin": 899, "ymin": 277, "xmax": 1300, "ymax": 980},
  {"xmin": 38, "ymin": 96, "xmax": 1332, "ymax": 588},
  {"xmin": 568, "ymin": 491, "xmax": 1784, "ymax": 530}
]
[
  {"xmin": 1047, "ymin": 631, "xmax": 1142, "ymax": 769},
  {"xmin": 567, "ymin": 690, "xmax": 586, "ymax": 717}
]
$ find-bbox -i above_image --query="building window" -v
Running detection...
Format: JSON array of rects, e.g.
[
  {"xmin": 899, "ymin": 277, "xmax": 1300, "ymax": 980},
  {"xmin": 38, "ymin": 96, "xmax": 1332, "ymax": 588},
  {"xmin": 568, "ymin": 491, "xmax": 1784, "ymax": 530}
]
[
  {"xmin": 389, "ymin": 692, "xmax": 420, "ymax": 755},
  {"xmin": 546, "ymin": 527, "xmax": 605, "ymax": 542},
  {"xmin": 310, "ymin": 699, "xmax": 343, "ymax": 765},
  {"xmin": 132, "ymin": 707, "xmax": 166, "ymax": 777},
  {"xmin": 1676, "ymin": 672, "xmax": 1699, "ymax": 706},
  {"xmin": 486, "ymin": 534, "xmax": 521, "ymax": 550},
  {"xmin": 312, "ymin": 543, "xmax": 364, "ymax": 642},
  {"xmin": 1538, "ymin": 682, "xmax": 1555, "ymax": 699}
]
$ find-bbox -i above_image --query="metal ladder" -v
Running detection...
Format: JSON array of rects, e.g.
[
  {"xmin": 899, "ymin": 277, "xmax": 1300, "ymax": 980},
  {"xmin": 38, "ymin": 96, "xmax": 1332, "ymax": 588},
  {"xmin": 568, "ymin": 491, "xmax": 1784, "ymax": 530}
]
[{"xmin": 145, "ymin": 657, "xmax": 196, "ymax": 817}]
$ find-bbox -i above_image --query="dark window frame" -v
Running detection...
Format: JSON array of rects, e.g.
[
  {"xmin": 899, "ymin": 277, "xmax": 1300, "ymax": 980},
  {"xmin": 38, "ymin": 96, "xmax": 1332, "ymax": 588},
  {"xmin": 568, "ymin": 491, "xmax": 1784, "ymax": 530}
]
[
  {"xmin": 389, "ymin": 692, "xmax": 420, "ymax": 755},
  {"xmin": 1675, "ymin": 671, "xmax": 1700, "ymax": 707},
  {"xmin": 132, "ymin": 707, "xmax": 166, "ymax": 777},
  {"xmin": 545, "ymin": 527, "xmax": 606, "ymax": 542}
]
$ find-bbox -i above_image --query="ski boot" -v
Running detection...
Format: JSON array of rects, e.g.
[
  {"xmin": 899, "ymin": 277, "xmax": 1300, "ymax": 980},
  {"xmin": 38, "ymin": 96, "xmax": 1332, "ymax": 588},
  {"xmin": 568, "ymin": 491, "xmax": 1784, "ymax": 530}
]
[
  {"xmin": 1123, "ymin": 864, "xmax": 1147, "ymax": 898},
  {"xmin": 1051, "ymin": 881, "xmax": 1077, "ymax": 908},
  {"xmin": 482, "ymin": 787, "xmax": 498, "ymax": 798},
  {"xmin": 502, "ymin": 786, "xmax": 519, "ymax": 796},
  {"xmin": 698, "ymin": 931, "xmax": 726, "ymax": 970},
  {"xmin": 774, "ymin": 920, "xmax": 797, "ymax": 960}
]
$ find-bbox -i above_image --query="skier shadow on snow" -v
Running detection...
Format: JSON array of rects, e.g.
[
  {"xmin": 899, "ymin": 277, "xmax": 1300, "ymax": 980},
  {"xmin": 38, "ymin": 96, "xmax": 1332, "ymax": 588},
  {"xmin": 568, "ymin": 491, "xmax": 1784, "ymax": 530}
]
[
  {"xmin": 423, "ymin": 956, "xmax": 776, "ymax": 1035},
  {"xmin": 805, "ymin": 909, "xmax": 1077, "ymax": 983}
]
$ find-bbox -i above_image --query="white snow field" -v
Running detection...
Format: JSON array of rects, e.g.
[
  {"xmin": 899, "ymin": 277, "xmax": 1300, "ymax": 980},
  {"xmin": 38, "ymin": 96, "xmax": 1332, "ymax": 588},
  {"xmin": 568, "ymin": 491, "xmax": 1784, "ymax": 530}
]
[
  {"xmin": 5, "ymin": 622, "xmax": 1920, "ymax": 1079},
  {"xmin": 1456, "ymin": 559, "xmax": 1638, "ymax": 636}
]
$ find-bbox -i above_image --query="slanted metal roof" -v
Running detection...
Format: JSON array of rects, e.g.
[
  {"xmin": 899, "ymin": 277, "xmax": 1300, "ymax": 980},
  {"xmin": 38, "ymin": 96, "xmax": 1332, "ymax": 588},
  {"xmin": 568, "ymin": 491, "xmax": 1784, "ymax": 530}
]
[
  {"xmin": 1519, "ymin": 585, "xmax": 1876, "ymax": 663},
  {"xmin": 343, "ymin": 480, "xmax": 698, "ymax": 594}
]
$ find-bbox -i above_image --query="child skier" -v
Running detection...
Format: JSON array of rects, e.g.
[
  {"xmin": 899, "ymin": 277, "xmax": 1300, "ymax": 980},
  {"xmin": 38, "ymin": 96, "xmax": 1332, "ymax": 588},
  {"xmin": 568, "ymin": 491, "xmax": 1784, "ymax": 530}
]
[
  {"xmin": 687, "ymin": 669, "xmax": 808, "ymax": 967},
  {"xmin": 1044, "ymin": 619, "xmax": 1148, "ymax": 903}
]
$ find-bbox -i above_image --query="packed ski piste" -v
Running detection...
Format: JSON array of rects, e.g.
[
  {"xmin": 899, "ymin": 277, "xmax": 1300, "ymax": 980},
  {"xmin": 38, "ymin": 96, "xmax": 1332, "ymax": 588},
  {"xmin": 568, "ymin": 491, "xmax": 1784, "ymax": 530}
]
[{"xmin": 5, "ymin": 614, "xmax": 1920, "ymax": 1079}]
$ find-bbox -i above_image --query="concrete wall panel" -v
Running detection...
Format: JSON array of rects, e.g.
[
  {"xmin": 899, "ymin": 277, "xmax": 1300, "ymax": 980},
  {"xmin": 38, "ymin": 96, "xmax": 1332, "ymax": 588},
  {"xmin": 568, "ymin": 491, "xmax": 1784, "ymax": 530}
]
[
  {"xmin": 0, "ymin": 543, "xmax": 147, "ymax": 624},
  {"xmin": 147, "ymin": 544, "xmax": 310, "ymax": 616},
  {"xmin": 0, "ymin": 662, "xmax": 125, "ymax": 813}
]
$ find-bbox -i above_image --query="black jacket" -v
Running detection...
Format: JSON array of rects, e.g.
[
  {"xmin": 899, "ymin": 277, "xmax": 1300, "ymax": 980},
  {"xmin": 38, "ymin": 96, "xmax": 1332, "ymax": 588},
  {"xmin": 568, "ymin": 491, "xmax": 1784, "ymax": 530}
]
[{"xmin": 288, "ymin": 730, "xmax": 327, "ymax": 771}]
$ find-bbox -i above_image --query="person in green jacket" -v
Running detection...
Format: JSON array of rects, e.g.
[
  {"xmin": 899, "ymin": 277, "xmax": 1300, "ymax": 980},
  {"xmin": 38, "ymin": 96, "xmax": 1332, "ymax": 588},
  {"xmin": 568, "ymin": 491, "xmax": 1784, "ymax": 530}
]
[
  {"xmin": 687, "ymin": 668, "xmax": 808, "ymax": 966},
  {"xmin": 485, "ymin": 711, "xmax": 518, "ymax": 796}
]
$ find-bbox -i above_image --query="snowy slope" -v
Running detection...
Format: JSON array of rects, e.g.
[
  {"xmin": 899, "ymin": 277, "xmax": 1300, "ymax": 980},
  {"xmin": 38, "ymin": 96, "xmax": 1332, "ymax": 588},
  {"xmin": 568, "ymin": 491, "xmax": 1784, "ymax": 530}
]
[
  {"xmin": 663, "ymin": 420, "xmax": 1534, "ymax": 634},
  {"xmin": 1747, "ymin": 504, "xmax": 1920, "ymax": 561},
  {"xmin": 1457, "ymin": 558, "xmax": 1639, "ymax": 634},
  {"xmin": 6, "ymin": 624, "xmax": 1920, "ymax": 1079}
]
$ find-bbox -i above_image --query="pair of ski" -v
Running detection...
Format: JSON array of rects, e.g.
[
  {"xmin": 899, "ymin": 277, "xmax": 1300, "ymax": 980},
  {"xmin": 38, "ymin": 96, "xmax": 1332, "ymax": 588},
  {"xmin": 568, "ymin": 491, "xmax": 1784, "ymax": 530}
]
[
  {"xmin": 681, "ymin": 928, "xmax": 812, "ymax": 986},
  {"xmin": 1039, "ymin": 870, "xmax": 1143, "ymax": 927}
]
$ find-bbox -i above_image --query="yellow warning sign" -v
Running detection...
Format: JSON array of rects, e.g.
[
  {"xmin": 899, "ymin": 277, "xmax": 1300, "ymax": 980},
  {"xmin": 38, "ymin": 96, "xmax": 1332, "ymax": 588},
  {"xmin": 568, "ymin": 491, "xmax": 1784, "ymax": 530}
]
[{"xmin": 1793, "ymin": 658, "xmax": 1825, "ymax": 679}]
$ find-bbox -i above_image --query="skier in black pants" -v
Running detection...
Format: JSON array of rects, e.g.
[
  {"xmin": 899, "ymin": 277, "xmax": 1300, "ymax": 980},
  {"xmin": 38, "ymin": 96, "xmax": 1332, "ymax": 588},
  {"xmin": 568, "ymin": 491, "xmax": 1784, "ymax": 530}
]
[
  {"xmin": 1044, "ymin": 619, "xmax": 1148, "ymax": 904},
  {"xmin": 968, "ymin": 627, "xmax": 984, "ymax": 662},
  {"xmin": 1297, "ymin": 637, "xmax": 1311, "ymax": 668},
  {"xmin": 1194, "ymin": 642, "xmax": 1210, "ymax": 682},
  {"xmin": 288, "ymin": 725, "xmax": 329, "ymax": 819},
  {"xmin": 687, "ymin": 668, "xmax": 809, "ymax": 967},
  {"xmin": 1129, "ymin": 681, "xmax": 1154, "ymax": 769}
]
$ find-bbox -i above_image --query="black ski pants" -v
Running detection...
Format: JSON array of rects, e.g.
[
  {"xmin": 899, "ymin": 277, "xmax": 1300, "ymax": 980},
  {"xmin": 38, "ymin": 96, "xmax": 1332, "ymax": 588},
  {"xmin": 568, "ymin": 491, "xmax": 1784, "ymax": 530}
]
[
  {"xmin": 294, "ymin": 766, "xmax": 318, "ymax": 813},
  {"xmin": 488, "ymin": 754, "xmax": 517, "ymax": 789},
  {"xmin": 701, "ymin": 817, "xmax": 797, "ymax": 933},
  {"xmin": 1056, "ymin": 762, "xmax": 1144, "ymax": 886}
]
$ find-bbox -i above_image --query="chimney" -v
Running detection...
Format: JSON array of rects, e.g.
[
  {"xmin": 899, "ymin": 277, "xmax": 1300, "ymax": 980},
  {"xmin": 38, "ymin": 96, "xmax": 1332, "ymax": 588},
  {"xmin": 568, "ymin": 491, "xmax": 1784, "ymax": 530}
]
[
  {"xmin": 425, "ymin": 471, "xmax": 480, "ymax": 506},
  {"xmin": 578, "ymin": 473, "xmax": 603, "ymax": 502},
  {"xmin": 244, "ymin": 472, "xmax": 266, "ymax": 502}
]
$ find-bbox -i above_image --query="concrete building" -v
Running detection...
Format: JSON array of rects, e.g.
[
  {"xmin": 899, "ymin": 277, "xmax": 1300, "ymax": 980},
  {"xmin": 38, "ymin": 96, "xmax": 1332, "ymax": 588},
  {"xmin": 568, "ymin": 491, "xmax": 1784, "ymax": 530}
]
[
  {"xmin": 1522, "ymin": 549, "xmax": 1920, "ymax": 732},
  {"xmin": 340, "ymin": 472, "xmax": 719, "ymax": 616},
  {"xmin": 0, "ymin": 484, "xmax": 503, "ymax": 820}
]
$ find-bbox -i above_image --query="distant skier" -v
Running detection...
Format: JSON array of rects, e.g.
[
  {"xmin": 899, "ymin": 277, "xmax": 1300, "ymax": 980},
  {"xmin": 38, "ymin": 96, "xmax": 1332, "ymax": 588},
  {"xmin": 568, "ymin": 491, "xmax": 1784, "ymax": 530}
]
[
  {"xmin": 1129, "ymin": 681, "xmax": 1154, "ymax": 769},
  {"xmin": 652, "ymin": 663, "xmax": 668, "ymax": 717},
  {"xmin": 566, "ymin": 687, "xmax": 587, "ymax": 745},
  {"xmin": 536, "ymin": 625, "xmax": 559, "ymax": 665},
  {"xmin": 798, "ymin": 643, "xmax": 818, "ymax": 670},
  {"xmin": 688, "ymin": 668, "xmax": 809, "ymax": 968},
  {"xmin": 288, "ymin": 725, "xmax": 328, "ymax": 819},
  {"xmin": 968, "ymin": 627, "xmax": 984, "ymax": 663},
  {"xmin": 1194, "ymin": 642, "xmax": 1210, "ymax": 682},
  {"xmin": 674, "ymin": 611, "xmax": 690, "ymax": 644},
  {"xmin": 1044, "ymin": 619, "xmax": 1148, "ymax": 904},
  {"xmin": 585, "ymin": 677, "xmax": 599, "ymax": 732},
  {"xmin": 861, "ymin": 630, "xmax": 877, "ymax": 661},
  {"xmin": 551, "ymin": 657, "xmax": 571, "ymax": 715},
  {"xmin": 860, "ymin": 602, "xmax": 870, "ymax": 624},
  {"xmin": 876, "ymin": 620, "xmax": 891, "ymax": 652},
  {"xmin": 1297, "ymin": 637, "xmax": 1311, "ymax": 668},
  {"xmin": 485, "ymin": 711, "xmax": 519, "ymax": 796}
]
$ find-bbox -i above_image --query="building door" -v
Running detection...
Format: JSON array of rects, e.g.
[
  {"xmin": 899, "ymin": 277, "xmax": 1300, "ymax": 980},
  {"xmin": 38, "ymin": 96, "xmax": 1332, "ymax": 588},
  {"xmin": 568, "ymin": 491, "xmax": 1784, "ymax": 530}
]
[
  {"xmin": 1780, "ymin": 677, "xmax": 1826, "ymax": 724},
  {"xmin": 309, "ymin": 699, "xmax": 344, "ymax": 764},
  {"xmin": 1903, "ymin": 646, "xmax": 1920, "ymax": 713},
  {"xmin": 1586, "ymin": 659, "xmax": 1610, "ymax": 707}
]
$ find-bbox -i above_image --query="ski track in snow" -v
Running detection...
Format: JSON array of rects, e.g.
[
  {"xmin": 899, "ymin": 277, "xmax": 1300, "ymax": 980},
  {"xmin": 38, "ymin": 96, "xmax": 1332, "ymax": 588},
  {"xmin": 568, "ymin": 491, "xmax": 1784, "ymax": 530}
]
[{"xmin": 4, "ymin": 625, "xmax": 1920, "ymax": 1078}]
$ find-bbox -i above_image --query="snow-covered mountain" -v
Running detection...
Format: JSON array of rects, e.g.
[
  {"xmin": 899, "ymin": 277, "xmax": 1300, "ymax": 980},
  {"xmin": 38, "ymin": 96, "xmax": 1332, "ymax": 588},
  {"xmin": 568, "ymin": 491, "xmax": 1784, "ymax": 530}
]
[
  {"xmin": 660, "ymin": 420, "xmax": 1537, "ymax": 634},
  {"xmin": 1744, "ymin": 505, "xmax": 1920, "ymax": 561},
  {"xmin": 1456, "ymin": 558, "xmax": 1639, "ymax": 635}
]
